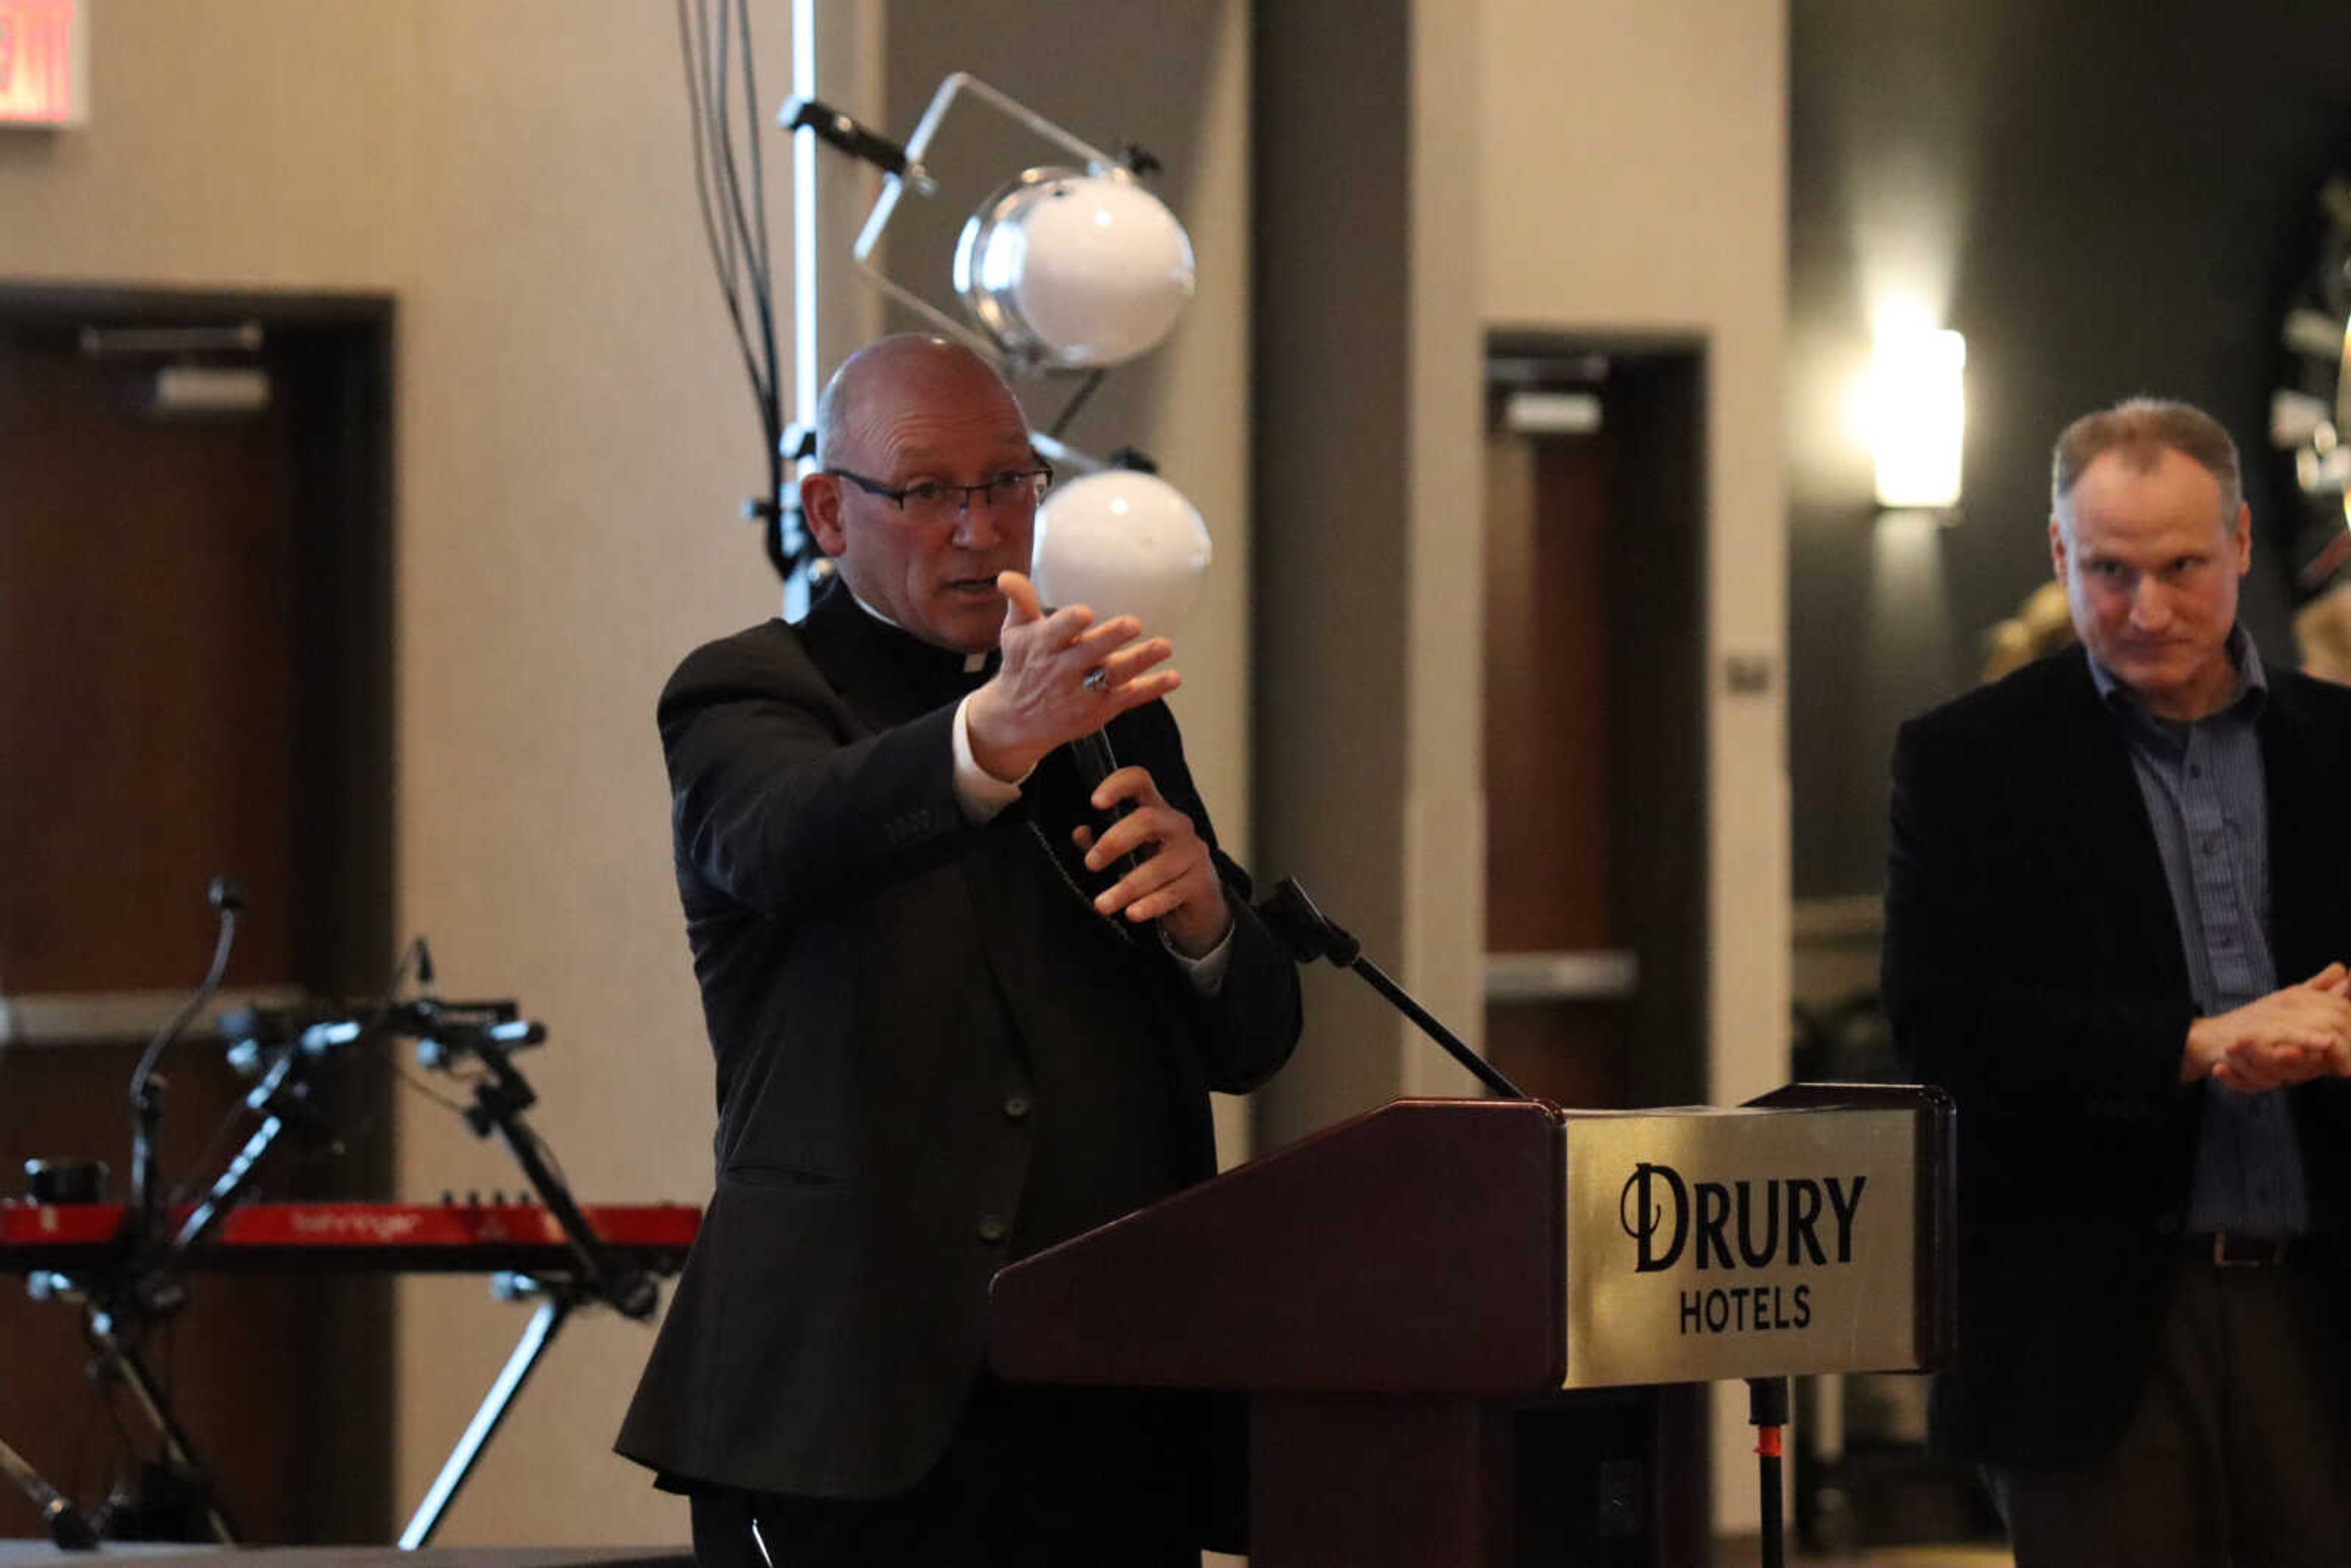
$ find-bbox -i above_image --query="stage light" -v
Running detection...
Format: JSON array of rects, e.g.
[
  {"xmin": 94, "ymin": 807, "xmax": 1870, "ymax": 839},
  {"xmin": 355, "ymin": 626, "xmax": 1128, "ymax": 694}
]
[
  {"xmin": 781, "ymin": 69, "xmax": 1212, "ymax": 605},
  {"xmin": 790, "ymin": 72, "xmax": 1198, "ymax": 377},
  {"xmin": 954, "ymin": 168, "xmax": 1194, "ymax": 370},
  {"xmin": 1030, "ymin": 467, "xmax": 1212, "ymax": 636}
]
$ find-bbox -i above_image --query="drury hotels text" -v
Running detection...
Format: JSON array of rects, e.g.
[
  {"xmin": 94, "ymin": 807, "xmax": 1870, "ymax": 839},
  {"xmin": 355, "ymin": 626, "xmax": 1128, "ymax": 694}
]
[
  {"xmin": 1561, "ymin": 1109, "xmax": 1918, "ymax": 1387},
  {"xmin": 1620, "ymin": 1163, "xmax": 1864, "ymax": 1335}
]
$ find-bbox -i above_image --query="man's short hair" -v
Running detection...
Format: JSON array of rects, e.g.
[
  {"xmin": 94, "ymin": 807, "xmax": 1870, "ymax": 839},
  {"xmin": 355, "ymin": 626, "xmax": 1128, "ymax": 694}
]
[
  {"xmin": 811, "ymin": 358, "xmax": 852, "ymax": 469},
  {"xmin": 2051, "ymin": 396, "xmax": 2244, "ymax": 528}
]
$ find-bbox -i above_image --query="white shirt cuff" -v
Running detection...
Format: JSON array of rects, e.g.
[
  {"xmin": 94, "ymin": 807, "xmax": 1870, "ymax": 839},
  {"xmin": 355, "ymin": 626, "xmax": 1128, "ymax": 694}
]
[
  {"xmin": 952, "ymin": 693, "xmax": 1028, "ymax": 822},
  {"xmin": 1164, "ymin": 920, "xmax": 1234, "ymax": 997}
]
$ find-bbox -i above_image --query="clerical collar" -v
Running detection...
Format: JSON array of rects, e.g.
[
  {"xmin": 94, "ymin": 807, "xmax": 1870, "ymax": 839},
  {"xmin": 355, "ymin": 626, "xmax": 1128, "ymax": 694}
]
[{"xmin": 845, "ymin": 587, "xmax": 989, "ymax": 674}]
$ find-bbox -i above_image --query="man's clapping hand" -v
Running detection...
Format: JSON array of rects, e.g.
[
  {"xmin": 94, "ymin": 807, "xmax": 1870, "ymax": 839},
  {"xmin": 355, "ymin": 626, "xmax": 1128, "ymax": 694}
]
[{"xmin": 2184, "ymin": 962, "xmax": 2351, "ymax": 1090}]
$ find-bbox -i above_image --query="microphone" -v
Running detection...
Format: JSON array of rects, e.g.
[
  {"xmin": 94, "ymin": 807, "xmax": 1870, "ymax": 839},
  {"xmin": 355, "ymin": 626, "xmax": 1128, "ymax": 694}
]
[
  {"xmin": 1030, "ymin": 457, "xmax": 1214, "ymax": 899},
  {"xmin": 1068, "ymin": 729, "xmax": 1148, "ymax": 887}
]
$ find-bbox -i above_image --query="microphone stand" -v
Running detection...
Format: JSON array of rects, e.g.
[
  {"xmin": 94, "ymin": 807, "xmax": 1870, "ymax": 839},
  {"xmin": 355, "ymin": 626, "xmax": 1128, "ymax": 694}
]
[
  {"xmin": 392, "ymin": 1002, "xmax": 659, "ymax": 1548},
  {"xmin": 126, "ymin": 877, "xmax": 244, "ymax": 1266},
  {"xmin": 59, "ymin": 877, "xmax": 253, "ymax": 1545},
  {"xmin": 152, "ymin": 1012, "xmax": 347, "ymax": 1285},
  {"xmin": 1252, "ymin": 876, "xmax": 1529, "ymax": 1101}
]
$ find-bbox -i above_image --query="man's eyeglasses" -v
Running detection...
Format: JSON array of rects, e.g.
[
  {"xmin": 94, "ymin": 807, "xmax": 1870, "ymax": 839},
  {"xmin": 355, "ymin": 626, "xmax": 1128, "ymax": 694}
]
[{"xmin": 828, "ymin": 465, "xmax": 1053, "ymax": 520}]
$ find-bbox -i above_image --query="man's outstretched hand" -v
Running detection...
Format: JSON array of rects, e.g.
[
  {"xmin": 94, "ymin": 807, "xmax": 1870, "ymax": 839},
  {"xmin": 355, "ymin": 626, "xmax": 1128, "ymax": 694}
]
[{"xmin": 964, "ymin": 571, "xmax": 1177, "ymax": 783}]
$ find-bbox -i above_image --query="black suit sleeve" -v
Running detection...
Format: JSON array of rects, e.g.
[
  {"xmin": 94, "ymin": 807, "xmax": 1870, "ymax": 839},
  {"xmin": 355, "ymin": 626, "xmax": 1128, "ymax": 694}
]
[
  {"xmin": 1882, "ymin": 707, "xmax": 2195, "ymax": 1117},
  {"xmin": 660, "ymin": 632, "xmax": 969, "ymax": 925}
]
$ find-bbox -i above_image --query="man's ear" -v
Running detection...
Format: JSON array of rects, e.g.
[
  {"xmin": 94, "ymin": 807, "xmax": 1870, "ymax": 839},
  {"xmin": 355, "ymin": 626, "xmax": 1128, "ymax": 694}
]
[
  {"xmin": 802, "ymin": 471, "xmax": 846, "ymax": 557},
  {"xmin": 2048, "ymin": 514, "xmax": 2068, "ymax": 582},
  {"xmin": 2231, "ymin": 500, "xmax": 2253, "ymax": 576}
]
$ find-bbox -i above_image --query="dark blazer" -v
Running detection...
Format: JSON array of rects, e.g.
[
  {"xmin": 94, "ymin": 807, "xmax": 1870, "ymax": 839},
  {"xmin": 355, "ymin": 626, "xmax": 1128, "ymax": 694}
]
[
  {"xmin": 1882, "ymin": 645, "xmax": 2351, "ymax": 1465},
  {"xmin": 615, "ymin": 587, "xmax": 1301, "ymax": 1499}
]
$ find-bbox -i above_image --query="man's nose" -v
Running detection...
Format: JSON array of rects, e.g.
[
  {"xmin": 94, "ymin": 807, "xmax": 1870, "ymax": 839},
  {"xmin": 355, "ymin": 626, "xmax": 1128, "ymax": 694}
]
[
  {"xmin": 950, "ymin": 495, "xmax": 1003, "ymax": 549},
  {"xmin": 2129, "ymin": 578, "xmax": 2172, "ymax": 629}
]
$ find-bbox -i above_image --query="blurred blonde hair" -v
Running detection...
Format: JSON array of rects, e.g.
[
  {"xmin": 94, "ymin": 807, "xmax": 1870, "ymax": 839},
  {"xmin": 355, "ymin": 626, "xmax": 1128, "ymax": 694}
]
[
  {"xmin": 2295, "ymin": 580, "xmax": 2351, "ymax": 685},
  {"xmin": 1982, "ymin": 579, "xmax": 2077, "ymax": 683}
]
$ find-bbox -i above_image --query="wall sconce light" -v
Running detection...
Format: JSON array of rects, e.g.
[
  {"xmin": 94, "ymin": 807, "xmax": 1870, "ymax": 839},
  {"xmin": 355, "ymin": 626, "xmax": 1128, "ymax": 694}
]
[{"xmin": 1868, "ymin": 327, "xmax": 1967, "ymax": 513}]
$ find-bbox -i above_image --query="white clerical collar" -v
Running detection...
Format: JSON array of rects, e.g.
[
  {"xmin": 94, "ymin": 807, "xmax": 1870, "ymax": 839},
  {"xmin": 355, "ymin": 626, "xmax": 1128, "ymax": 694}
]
[{"xmin": 846, "ymin": 587, "xmax": 989, "ymax": 673}]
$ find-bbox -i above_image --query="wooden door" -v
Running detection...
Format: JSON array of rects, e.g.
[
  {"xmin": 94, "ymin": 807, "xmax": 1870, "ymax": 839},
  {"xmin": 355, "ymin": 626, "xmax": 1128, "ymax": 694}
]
[
  {"xmin": 1480, "ymin": 345, "xmax": 1707, "ymax": 1113},
  {"xmin": 0, "ymin": 287, "xmax": 394, "ymax": 1543}
]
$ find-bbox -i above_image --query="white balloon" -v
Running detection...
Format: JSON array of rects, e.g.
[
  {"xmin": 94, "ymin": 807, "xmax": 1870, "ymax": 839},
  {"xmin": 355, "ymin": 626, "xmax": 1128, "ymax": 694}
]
[{"xmin": 1030, "ymin": 470, "xmax": 1212, "ymax": 637}]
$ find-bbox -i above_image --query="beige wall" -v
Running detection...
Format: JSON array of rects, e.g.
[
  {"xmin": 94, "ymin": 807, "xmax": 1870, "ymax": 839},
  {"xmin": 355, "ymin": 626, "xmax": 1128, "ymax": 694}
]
[
  {"xmin": 1, "ymin": 0, "xmax": 1791, "ymax": 1547},
  {"xmin": 0, "ymin": 0, "xmax": 1253, "ymax": 1546},
  {"xmin": 1, "ymin": 0, "xmax": 788, "ymax": 1545},
  {"xmin": 1479, "ymin": 0, "xmax": 1792, "ymax": 1530}
]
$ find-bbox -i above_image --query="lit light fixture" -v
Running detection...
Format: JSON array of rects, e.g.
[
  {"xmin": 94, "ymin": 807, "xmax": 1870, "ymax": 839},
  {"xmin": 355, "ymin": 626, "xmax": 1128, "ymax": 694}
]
[
  {"xmin": 954, "ymin": 167, "xmax": 1195, "ymax": 370},
  {"xmin": 795, "ymin": 73, "xmax": 1197, "ymax": 375},
  {"xmin": 781, "ymin": 69, "xmax": 1211, "ymax": 611},
  {"xmin": 683, "ymin": 10, "xmax": 1208, "ymax": 596},
  {"xmin": 1867, "ymin": 327, "xmax": 1967, "ymax": 512},
  {"xmin": 1030, "ymin": 464, "xmax": 1213, "ymax": 637}
]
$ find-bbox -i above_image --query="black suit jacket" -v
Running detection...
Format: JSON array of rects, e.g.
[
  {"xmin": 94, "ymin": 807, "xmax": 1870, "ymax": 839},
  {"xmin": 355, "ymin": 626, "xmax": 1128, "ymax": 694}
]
[
  {"xmin": 615, "ymin": 587, "xmax": 1301, "ymax": 1499},
  {"xmin": 1882, "ymin": 645, "xmax": 2351, "ymax": 1465}
]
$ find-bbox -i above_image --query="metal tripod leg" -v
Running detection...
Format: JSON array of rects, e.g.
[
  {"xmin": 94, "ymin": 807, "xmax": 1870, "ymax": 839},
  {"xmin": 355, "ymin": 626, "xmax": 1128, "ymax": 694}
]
[
  {"xmin": 398, "ymin": 1291, "xmax": 574, "ymax": 1550},
  {"xmin": 84, "ymin": 1312, "xmax": 238, "ymax": 1544},
  {"xmin": 0, "ymin": 1433, "xmax": 99, "ymax": 1550}
]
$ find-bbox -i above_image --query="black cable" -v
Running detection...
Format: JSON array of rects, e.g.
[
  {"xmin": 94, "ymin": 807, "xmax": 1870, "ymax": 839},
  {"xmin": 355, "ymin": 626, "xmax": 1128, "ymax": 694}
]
[
  {"xmin": 734, "ymin": 0, "xmax": 773, "ymax": 285},
  {"xmin": 733, "ymin": 0, "xmax": 784, "ymax": 430},
  {"xmin": 675, "ymin": 2, "xmax": 735, "ymax": 319},
  {"xmin": 1047, "ymin": 371, "xmax": 1109, "ymax": 439},
  {"xmin": 710, "ymin": 0, "xmax": 784, "ymax": 468},
  {"xmin": 739, "ymin": 0, "xmax": 788, "ymax": 578},
  {"xmin": 129, "ymin": 910, "xmax": 238, "ymax": 1114},
  {"xmin": 163, "ymin": 1108, "xmax": 252, "ymax": 1210},
  {"xmin": 677, "ymin": 0, "xmax": 764, "ymax": 411},
  {"xmin": 388, "ymin": 1058, "xmax": 474, "ymax": 1118},
  {"xmin": 675, "ymin": 0, "xmax": 789, "ymax": 579}
]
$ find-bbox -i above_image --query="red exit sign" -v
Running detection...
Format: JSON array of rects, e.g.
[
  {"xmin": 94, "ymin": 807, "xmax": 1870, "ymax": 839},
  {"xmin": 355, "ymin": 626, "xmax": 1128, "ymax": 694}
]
[{"xmin": 0, "ymin": 0, "xmax": 85, "ymax": 127}]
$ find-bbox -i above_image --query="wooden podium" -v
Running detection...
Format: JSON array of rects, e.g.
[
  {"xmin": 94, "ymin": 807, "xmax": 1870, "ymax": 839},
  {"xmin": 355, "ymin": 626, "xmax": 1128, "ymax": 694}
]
[{"xmin": 989, "ymin": 1087, "xmax": 1954, "ymax": 1568}]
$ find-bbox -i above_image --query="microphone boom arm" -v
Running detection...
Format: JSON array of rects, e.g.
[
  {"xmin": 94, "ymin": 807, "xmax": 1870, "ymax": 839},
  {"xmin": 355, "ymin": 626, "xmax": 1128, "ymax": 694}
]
[{"xmin": 1253, "ymin": 877, "xmax": 1529, "ymax": 1101}]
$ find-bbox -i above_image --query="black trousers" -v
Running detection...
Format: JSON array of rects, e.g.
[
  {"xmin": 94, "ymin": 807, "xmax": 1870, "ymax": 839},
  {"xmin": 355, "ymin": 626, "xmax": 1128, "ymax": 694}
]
[
  {"xmin": 1985, "ymin": 1250, "xmax": 2351, "ymax": 1568},
  {"xmin": 689, "ymin": 1381, "xmax": 1206, "ymax": 1568}
]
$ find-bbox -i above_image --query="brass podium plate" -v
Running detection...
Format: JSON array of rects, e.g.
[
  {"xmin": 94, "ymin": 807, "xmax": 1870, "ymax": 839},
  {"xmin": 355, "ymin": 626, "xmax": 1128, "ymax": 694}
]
[{"xmin": 1562, "ymin": 1107, "xmax": 1920, "ymax": 1388}]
